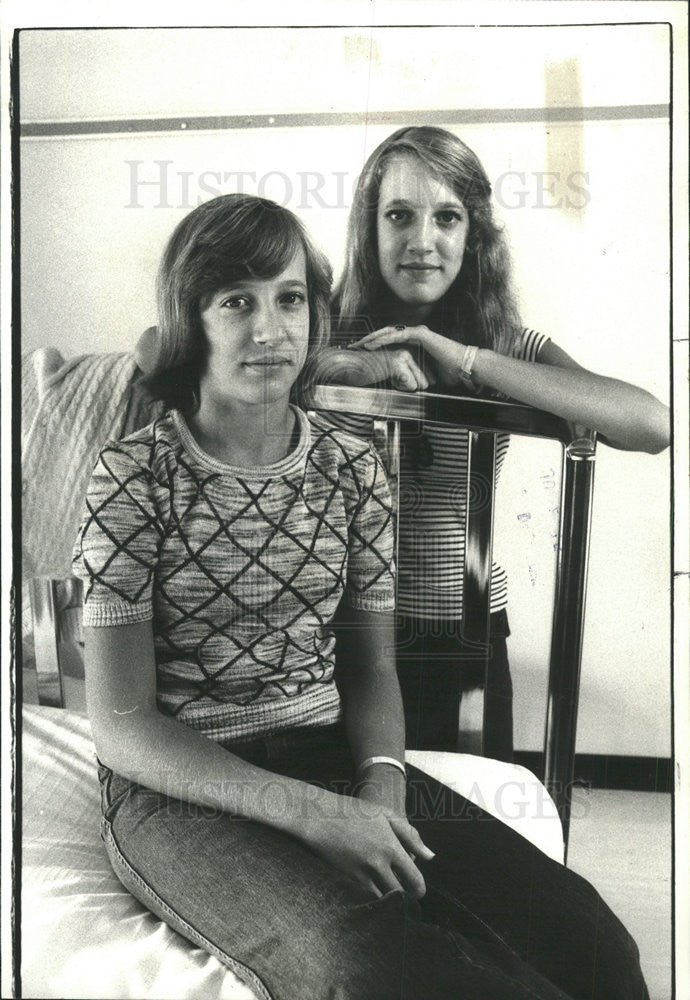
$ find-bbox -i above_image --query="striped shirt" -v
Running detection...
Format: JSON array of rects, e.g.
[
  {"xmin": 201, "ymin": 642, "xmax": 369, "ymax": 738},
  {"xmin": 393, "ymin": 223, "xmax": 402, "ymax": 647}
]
[
  {"xmin": 313, "ymin": 328, "xmax": 549, "ymax": 619},
  {"xmin": 72, "ymin": 408, "xmax": 395, "ymax": 743}
]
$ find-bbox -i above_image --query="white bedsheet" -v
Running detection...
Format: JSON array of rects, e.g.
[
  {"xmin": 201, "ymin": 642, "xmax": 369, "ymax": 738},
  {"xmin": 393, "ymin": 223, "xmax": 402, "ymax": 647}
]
[
  {"xmin": 22, "ymin": 705, "xmax": 255, "ymax": 1000},
  {"xmin": 21, "ymin": 705, "xmax": 563, "ymax": 999}
]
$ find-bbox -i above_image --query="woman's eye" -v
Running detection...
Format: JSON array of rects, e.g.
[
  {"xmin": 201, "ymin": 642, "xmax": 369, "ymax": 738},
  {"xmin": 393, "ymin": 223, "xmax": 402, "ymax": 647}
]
[
  {"xmin": 280, "ymin": 292, "xmax": 306, "ymax": 307},
  {"xmin": 385, "ymin": 209, "xmax": 411, "ymax": 224},
  {"xmin": 220, "ymin": 295, "xmax": 250, "ymax": 309},
  {"xmin": 436, "ymin": 211, "xmax": 463, "ymax": 227}
]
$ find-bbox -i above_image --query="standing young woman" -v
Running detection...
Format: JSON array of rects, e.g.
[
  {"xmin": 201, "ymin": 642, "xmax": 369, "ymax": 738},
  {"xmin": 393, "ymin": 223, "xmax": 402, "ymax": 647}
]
[
  {"xmin": 75, "ymin": 193, "xmax": 650, "ymax": 1000},
  {"xmin": 317, "ymin": 126, "xmax": 670, "ymax": 760}
]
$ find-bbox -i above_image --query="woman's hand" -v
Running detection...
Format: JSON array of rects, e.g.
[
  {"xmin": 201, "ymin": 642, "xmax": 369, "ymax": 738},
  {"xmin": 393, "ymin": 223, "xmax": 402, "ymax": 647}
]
[
  {"xmin": 383, "ymin": 348, "xmax": 432, "ymax": 392},
  {"xmin": 352, "ymin": 326, "xmax": 468, "ymax": 389},
  {"xmin": 345, "ymin": 343, "xmax": 431, "ymax": 392},
  {"xmin": 311, "ymin": 344, "xmax": 431, "ymax": 391},
  {"xmin": 299, "ymin": 792, "xmax": 434, "ymax": 900}
]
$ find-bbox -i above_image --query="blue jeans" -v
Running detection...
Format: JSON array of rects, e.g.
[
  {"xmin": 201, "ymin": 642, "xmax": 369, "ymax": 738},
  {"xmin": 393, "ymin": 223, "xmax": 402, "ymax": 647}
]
[{"xmin": 98, "ymin": 724, "xmax": 648, "ymax": 1000}]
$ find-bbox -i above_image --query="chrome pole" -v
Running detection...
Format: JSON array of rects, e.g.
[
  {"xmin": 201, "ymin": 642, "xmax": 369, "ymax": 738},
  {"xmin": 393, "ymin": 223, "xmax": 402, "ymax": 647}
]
[
  {"xmin": 461, "ymin": 432, "xmax": 497, "ymax": 756},
  {"xmin": 29, "ymin": 577, "xmax": 65, "ymax": 708},
  {"xmin": 544, "ymin": 436, "xmax": 597, "ymax": 857}
]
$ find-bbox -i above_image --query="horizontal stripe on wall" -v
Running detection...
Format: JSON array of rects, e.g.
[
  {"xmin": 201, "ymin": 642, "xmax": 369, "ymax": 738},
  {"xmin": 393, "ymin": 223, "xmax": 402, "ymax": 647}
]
[{"xmin": 20, "ymin": 104, "xmax": 670, "ymax": 139}]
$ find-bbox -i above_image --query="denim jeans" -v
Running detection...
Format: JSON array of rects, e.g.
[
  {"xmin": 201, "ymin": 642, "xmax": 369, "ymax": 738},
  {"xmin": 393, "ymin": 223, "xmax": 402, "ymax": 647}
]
[
  {"xmin": 396, "ymin": 609, "xmax": 514, "ymax": 760},
  {"xmin": 98, "ymin": 724, "xmax": 648, "ymax": 1000}
]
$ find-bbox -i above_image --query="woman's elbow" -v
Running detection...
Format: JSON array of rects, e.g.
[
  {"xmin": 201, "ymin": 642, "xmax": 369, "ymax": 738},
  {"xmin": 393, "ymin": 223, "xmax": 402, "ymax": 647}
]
[
  {"xmin": 610, "ymin": 398, "xmax": 671, "ymax": 454},
  {"xmin": 639, "ymin": 401, "xmax": 671, "ymax": 454},
  {"xmin": 90, "ymin": 705, "xmax": 154, "ymax": 776}
]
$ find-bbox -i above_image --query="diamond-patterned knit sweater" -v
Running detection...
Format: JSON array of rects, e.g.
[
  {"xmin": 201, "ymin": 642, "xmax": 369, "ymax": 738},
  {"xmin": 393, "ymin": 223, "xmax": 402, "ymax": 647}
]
[{"xmin": 72, "ymin": 407, "xmax": 395, "ymax": 743}]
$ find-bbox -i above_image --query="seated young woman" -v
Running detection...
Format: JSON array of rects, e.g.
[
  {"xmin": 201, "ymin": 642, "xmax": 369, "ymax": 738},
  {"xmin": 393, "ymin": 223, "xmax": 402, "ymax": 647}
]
[{"xmin": 73, "ymin": 193, "xmax": 650, "ymax": 1000}]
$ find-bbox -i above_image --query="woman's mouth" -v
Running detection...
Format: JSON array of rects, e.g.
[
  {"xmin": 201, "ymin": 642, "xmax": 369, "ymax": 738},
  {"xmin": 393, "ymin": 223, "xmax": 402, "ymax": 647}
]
[
  {"xmin": 399, "ymin": 264, "xmax": 441, "ymax": 281},
  {"xmin": 243, "ymin": 356, "xmax": 292, "ymax": 368}
]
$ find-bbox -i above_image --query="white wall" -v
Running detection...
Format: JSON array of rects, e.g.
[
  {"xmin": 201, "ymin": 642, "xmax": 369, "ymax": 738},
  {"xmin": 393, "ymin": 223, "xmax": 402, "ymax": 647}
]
[{"xmin": 19, "ymin": 25, "xmax": 671, "ymax": 755}]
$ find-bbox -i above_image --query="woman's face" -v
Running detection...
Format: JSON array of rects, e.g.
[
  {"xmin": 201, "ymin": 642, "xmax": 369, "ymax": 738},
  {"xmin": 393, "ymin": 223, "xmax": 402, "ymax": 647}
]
[
  {"xmin": 199, "ymin": 247, "xmax": 310, "ymax": 408},
  {"xmin": 376, "ymin": 153, "xmax": 469, "ymax": 317}
]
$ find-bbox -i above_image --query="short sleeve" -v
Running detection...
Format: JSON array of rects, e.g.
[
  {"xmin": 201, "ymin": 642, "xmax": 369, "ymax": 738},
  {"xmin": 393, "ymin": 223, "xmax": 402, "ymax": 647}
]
[
  {"xmin": 344, "ymin": 447, "xmax": 396, "ymax": 612},
  {"xmin": 72, "ymin": 442, "xmax": 163, "ymax": 626},
  {"xmin": 310, "ymin": 408, "xmax": 375, "ymax": 442},
  {"xmin": 513, "ymin": 328, "xmax": 551, "ymax": 362}
]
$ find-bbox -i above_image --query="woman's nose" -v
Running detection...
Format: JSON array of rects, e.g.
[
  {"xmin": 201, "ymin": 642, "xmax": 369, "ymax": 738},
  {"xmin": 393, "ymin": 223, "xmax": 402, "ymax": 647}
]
[
  {"xmin": 250, "ymin": 305, "xmax": 283, "ymax": 345},
  {"xmin": 407, "ymin": 216, "xmax": 434, "ymax": 254}
]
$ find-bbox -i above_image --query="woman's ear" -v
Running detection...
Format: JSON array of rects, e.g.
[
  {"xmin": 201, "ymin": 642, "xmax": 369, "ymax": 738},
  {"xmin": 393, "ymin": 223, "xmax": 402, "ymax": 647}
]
[{"xmin": 133, "ymin": 326, "xmax": 162, "ymax": 374}]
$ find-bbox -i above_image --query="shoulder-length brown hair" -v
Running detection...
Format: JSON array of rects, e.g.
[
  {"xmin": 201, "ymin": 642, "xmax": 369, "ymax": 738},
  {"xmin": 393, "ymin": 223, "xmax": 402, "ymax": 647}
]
[
  {"xmin": 335, "ymin": 126, "xmax": 521, "ymax": 356},
  {"xmin": 144, "ymin": 193, "xmax": 332, "ymax": 412}
]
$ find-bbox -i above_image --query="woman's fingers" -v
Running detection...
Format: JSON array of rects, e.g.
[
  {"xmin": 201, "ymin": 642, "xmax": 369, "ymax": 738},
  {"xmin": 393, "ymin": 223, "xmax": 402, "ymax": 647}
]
[
  {"xmin": 306, "ymin": 801, "xmax": 432, "ymax": 901},
  {"xmin": 362, "ymin": 837, "xmax": 425, "ymax": 899},
  {"xmin": 351, "ymin": 327, "xmax": 462, "ymax": 381},
  {"xmin": 353, "ymin": 326, "xmax": 418, "ymax": 349},
  {"xmin": 360, "ymin": 878, "xmax": 383, "ymax": 899},
  {"xmin": 388, "ymin": 816, "xmax": 436, "ymax": 862},
  {"xmin": 383, "ymin": 817, "xmax": 435, "ymax": 899},
  {"xmin": 365, "ymin": 865, "xmax": 407, "ymax": 898},
  {"xmin": 390, "ymin": 351, "xmax": 429, "ymax": 392},
  {"xmin": 388, "ymin": 844, "xmax": 427, "ymax": 899}
]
